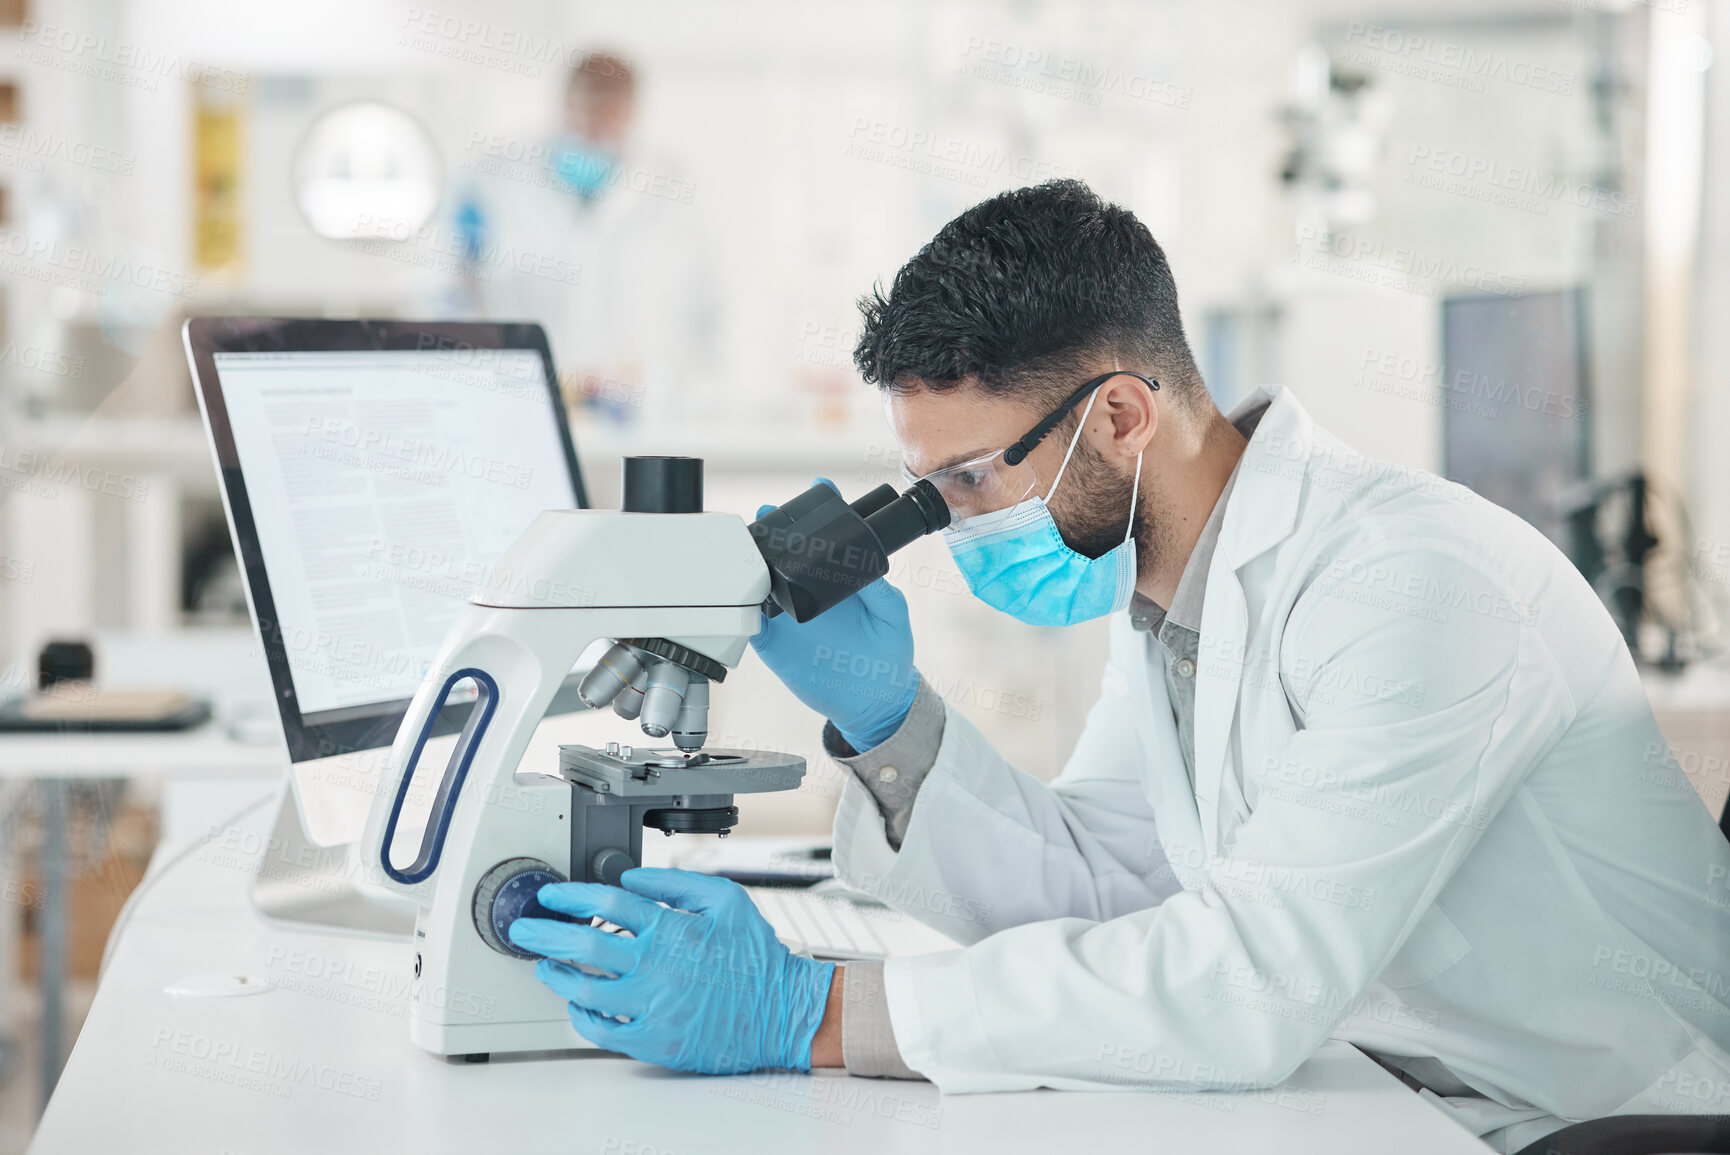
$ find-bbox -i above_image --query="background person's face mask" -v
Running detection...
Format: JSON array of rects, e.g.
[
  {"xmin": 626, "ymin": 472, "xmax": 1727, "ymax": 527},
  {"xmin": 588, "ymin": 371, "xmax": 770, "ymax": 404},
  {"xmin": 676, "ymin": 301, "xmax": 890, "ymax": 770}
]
[
  {"xmin": 551, "ymin": 135, "xmax": 617, "ymax": 200},
  {"xmin": 941, "ymin": 389, "xmax": 1142, "ymax": 627}
]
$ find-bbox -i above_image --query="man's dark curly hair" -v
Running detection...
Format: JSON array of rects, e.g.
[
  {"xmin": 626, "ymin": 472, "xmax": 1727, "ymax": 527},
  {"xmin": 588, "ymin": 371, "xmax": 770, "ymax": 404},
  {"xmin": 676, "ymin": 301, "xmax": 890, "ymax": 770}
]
[{"xmin": 853, "ymin": 179, "xmax": 1203, "ymax": 409}]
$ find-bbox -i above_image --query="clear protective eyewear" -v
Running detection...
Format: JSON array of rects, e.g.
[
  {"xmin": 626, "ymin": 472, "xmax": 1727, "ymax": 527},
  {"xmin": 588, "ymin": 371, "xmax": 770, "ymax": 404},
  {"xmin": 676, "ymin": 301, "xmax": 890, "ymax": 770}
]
[
  {"xmin": 898, "ymin": 370, "xmax": 1160, "ymax": 525},
  {"xmin": 900, "ymin": 447, "xmax": 1041, "ymax": 524}
]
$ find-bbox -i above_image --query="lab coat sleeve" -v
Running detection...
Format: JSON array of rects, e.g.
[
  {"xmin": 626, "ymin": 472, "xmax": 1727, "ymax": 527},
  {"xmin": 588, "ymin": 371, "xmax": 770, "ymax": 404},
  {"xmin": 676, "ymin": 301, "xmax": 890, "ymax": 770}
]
[
  {"xmin": 832, "ymin": 618, "xmax": 1184, "ymax": 946},
  {"xmin": 874, "ymin": 539, "xmax": 1576, "ymax": 1093}
]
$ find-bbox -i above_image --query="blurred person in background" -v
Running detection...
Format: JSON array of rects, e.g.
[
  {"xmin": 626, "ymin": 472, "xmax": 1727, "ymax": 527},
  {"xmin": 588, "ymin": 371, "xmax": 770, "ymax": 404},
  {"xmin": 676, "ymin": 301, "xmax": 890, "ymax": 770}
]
[{"xmin": 462, "ymin": 51, "xmax": 722, "ymax": 430}]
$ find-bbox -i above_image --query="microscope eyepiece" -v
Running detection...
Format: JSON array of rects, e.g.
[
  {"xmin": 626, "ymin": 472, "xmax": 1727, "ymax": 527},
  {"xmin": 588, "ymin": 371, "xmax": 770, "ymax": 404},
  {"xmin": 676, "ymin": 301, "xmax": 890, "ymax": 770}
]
[
  {"xmin": 748, "ymin": 478, "xmax": 951, "ymax": 623},
  {"xmin": 622, "ymin": 456, "xmax": 703, "ymax": 513},
  {"xmin": 864, "ymin": 478, "xmax": 948, "ymax": 555}
]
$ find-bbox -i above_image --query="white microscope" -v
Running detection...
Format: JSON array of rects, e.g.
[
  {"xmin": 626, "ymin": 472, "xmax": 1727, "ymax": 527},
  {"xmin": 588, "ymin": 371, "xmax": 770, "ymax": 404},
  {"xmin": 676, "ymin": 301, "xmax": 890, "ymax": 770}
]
[{"xmin": 359, "ymin": 456, "xmax": 948, "ymax": 1060}]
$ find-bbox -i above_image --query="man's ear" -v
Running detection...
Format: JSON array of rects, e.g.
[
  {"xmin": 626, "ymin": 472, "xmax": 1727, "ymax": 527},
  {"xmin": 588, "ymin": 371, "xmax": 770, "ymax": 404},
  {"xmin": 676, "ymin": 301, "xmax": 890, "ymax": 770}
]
[{"xmin": 1098, "ymin": 374, "xmax": 1158, "ymax": 461}]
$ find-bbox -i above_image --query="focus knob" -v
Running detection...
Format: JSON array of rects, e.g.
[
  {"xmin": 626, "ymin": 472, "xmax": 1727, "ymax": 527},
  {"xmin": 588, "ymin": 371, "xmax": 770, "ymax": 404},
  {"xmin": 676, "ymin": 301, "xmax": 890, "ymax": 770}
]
[
  {"xmin": 592, "ymin": 847, "xmax": 633, "ymax": 886},
  {"xmin": 472, "ymin": 857, "xmax": 571, "ymax": 958}
]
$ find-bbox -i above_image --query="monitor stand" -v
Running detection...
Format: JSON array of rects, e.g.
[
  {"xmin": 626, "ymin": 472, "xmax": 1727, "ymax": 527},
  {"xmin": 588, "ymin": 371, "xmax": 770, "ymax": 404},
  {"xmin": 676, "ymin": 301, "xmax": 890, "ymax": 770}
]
[{"xmin": 249, "ymin": 782, "xmax": 417, "ymax": 938}]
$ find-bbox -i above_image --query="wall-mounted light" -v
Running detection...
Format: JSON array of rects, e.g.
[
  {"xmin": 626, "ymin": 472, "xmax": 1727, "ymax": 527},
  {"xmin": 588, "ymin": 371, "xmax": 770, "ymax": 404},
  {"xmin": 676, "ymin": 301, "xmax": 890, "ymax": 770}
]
[{"xmin": 291, "ymin": 100, "xmax": 442, "ymax": 241}]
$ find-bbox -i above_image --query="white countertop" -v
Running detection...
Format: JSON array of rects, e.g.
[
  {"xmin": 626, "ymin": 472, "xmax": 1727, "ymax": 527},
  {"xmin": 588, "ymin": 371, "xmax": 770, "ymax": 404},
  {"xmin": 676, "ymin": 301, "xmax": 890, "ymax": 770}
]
[{"xmin": 27, "ymin": 784, "xmax": 1489, "ymax": 1155}]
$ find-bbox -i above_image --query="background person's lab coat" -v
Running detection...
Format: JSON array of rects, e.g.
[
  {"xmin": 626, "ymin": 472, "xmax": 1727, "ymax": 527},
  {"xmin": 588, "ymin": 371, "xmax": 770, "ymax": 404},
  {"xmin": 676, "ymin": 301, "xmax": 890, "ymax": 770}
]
[
  {"xmin": 834, "ymin": 386, "xmax": 1730, "ymax": 1153},
  {"xmin": 466, "ymin": 150, "xmax": 723, "ymax": 431}
]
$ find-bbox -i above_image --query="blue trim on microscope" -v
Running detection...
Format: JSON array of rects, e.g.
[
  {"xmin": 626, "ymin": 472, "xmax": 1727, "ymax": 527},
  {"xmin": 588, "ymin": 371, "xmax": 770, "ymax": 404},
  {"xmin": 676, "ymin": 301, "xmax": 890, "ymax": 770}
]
[{"xmin": 380, "ymin": 668, "xmax": 500, "ymax": 885}]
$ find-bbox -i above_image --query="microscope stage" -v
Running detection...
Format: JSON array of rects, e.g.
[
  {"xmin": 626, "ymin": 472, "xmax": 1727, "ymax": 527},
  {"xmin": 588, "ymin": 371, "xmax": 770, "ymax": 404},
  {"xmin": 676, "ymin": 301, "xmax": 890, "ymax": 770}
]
[{"xmin": 557, "ymin": 743, "xmax": 805, "ymax": 797}]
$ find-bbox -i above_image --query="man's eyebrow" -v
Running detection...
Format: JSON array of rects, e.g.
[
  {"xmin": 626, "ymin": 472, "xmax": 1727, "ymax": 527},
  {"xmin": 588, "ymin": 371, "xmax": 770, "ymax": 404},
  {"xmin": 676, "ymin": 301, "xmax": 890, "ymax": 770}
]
[{"xmin": 907, "ymin": 446, "xmax": 1000, "ymax": 477}]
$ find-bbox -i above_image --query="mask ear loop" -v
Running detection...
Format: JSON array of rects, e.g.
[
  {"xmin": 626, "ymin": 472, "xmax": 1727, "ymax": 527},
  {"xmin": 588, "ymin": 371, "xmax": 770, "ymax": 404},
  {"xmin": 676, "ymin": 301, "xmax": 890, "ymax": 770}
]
[
  {"xmin": 1115, "ymin": 355, "xmax": 1144, "ymax": 545},
  {"xmin": 1124, "ymin": 450, "xmax": 1143, "ymax": 546},
  {"xmin": 1044, "ymin": 387, "xmax": 1104, "ymax": 502}
]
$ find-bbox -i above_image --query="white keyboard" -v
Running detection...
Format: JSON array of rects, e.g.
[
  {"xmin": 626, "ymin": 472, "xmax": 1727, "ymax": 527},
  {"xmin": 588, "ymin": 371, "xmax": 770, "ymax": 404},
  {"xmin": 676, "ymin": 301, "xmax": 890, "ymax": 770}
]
[{"xmin": 748, "ymin": 887, "xmax": 890, "ymax": 960}]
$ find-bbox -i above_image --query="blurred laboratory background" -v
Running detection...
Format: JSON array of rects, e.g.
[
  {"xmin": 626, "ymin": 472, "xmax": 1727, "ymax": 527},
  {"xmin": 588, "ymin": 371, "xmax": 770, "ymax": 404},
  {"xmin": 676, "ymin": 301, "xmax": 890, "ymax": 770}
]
[{"xmin": 0, "ymin": 0, "xmax": 1727, "ymax": 1145}]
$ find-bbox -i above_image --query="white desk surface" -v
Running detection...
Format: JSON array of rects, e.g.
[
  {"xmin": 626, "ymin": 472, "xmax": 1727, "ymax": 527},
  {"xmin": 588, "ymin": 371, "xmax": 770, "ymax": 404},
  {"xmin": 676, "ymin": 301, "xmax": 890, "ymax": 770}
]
[
  {"xmin": 29, "ymin": 784, "xmax": 1488, "ymax": 1155},
  {"xmin": 0, "ymin": 721, "xmax": 285, "ymax": 779}
]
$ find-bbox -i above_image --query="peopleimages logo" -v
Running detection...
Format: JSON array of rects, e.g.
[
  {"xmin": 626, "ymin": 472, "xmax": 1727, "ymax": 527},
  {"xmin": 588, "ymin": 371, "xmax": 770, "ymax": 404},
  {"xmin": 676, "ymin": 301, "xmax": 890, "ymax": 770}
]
[
  {"xmin": 301, "ymin": 417, "xmax": 536, "ymax": 489},
  {"xmin": 0, "ymin": 228, "xmax": 200, "ymax": 298},
  {"xmin": 957, "ymin": 37, "xmax": 1193, "ymax": 109},
  {"xmin": 844, "ymin": 118, "xmax": 1078, "ymax": 188},
  {"xmin": 0, "ymin": 444, "xmax": 151, "ymax": 501},
  {"xmin": 1341, "ymin": 22, "xmax": 1576, "ymax": 96},
  {"xmin": 147, "ymin": 1027, "xmax": 383, "ymax": 1100},
  {"xmin": 0, "ymin": 124, "xmax": 134, "ymax": 175},
  {"xmin": 398, "ymin": 9, "xmax": 588, "ymax": 78},
  {"xmin": 1294, "ymin": 225, "xmax": 1525, "ymax": 296},
  {"xmin": 1406, "ymin": 144, "xmax": 1637, "ymax": 219},
  {"xmin": 18, "ymin": 21, "xmax": 248, "ymax": 93}
]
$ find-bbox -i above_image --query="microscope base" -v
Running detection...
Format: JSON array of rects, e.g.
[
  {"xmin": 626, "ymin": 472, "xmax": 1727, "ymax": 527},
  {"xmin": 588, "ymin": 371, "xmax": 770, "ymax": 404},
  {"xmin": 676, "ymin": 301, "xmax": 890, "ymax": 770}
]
[{"xmin": 410, "ymin": 1011, "xmax": 595, "ymax": 1058}]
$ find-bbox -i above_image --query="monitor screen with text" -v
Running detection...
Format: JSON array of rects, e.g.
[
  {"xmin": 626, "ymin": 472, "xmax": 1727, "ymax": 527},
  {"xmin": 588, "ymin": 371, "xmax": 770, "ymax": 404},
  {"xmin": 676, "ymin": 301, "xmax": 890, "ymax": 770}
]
[{"xmin": 212, "ymin": 348, "xmax": 580, "ymax": 720}]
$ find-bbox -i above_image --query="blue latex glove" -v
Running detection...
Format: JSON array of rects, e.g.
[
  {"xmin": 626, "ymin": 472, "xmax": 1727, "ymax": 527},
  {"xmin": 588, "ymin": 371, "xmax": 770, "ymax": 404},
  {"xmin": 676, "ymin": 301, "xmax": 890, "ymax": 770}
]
[
  {"xmin": 508, "ymin": 869, "xmax": 835, "ymax": 1074},
  {"xmin": 750, "ymin": 486, "xmax": 919, "ymax": 751}
]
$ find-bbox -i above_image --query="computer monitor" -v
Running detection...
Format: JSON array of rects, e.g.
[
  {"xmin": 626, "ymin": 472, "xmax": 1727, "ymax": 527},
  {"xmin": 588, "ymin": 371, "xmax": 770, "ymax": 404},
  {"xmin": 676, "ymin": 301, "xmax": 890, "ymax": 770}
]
[
  {"xmin": 186, "ymin": 318, "xmax": 588, "ymax": 765},
  {"xmin": 1441, "ymin": 288, "xmax": 1592, "ymax": 548}
]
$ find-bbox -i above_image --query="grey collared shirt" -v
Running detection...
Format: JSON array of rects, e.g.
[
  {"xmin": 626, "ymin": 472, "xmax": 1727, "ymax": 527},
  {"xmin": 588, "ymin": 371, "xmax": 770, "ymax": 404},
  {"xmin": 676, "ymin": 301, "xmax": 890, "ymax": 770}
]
[{"xmin": 1129, "ymin": 474, "xmax": 1234, "ymax": 787}]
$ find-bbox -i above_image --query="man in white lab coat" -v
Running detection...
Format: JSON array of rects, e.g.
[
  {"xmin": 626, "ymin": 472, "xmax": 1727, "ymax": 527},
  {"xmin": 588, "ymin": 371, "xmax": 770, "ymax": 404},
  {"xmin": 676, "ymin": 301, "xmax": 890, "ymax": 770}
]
[
  {"xmin": 472, "ymin": 52, "xmax": 720, "ymax": 428},
  {"xmin": 515, "ymin": 180, "xmax": 1730, "ymax": 1154}
]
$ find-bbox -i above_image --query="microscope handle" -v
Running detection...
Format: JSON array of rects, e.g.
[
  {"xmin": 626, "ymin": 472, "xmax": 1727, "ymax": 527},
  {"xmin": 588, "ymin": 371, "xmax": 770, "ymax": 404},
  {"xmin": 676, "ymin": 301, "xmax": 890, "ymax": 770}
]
[
  {"xmin": 375, "ymin": 667, "xmax": 500, "ymax": 886},
  {"xmin": 362, "ymin": 601, "xmax": 588, "ymax": 904}
]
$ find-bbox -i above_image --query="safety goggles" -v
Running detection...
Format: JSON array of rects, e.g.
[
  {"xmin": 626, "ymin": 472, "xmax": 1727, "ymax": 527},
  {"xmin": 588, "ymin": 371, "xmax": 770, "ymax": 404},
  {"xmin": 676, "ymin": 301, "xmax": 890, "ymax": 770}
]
[{"xmin": 899, "ymin": 370, "xmax": 1160, "ymax": 523}]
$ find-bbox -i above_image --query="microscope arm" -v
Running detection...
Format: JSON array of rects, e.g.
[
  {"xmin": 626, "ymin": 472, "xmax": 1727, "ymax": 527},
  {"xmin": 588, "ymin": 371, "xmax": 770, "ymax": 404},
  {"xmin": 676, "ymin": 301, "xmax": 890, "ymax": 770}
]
[
  {"xmin": 360, "ymin": 599, "xmax": 758, "ymax": 906},
  {"xmin": 359, "ymin": 601, "xmax": 594, "ymax": 905}
]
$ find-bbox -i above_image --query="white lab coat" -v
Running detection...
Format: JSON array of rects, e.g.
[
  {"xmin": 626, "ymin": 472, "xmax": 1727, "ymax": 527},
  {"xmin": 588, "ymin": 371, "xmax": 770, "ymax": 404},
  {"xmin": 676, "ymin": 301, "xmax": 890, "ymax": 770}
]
[
  {"xmin": 834, "ymin": 386, "xmax": 1730, "ymax": 1141},
  {"xmin": 472, "ymin": 149, "xmax": 722, "ymax": 427}
]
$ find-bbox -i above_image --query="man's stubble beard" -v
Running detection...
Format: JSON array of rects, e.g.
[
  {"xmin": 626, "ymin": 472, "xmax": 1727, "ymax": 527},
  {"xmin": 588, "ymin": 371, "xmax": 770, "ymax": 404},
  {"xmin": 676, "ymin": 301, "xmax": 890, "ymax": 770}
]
[{"xmin": 1048, "ymin": 440, "xmax": 1165, "ymax": 581}]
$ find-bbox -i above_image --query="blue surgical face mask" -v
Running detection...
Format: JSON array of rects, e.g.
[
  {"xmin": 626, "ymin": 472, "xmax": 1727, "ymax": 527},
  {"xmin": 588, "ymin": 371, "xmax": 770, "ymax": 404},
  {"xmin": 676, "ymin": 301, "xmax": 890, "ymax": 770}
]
[
  {"xmin": 940, "ymin": 389, "xmax": 1142, "ymax": 627},
  {"xmin": 551, "ymin": 135, "xmax": 616, "ymax": 200}
]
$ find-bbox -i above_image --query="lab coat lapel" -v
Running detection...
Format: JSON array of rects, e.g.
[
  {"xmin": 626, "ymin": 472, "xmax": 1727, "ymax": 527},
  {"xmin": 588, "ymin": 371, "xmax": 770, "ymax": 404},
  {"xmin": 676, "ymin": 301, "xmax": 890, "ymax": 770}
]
[
  {"xmin": 1219, "ymin": 385, "xmax": 1308, "ymax": 565},
  {"xmin": 1120, "ymin": 617, "xmax": 1208, "ymax": 888},
  {"xmin": 1190, "ymin": 387, "xmax": 1310, "ymax": 853}
]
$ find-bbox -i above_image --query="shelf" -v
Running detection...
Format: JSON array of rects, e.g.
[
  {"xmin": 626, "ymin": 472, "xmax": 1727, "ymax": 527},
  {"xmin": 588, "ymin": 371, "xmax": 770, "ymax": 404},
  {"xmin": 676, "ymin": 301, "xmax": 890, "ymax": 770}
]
[{"xmin": 8, "ymin": 413, "xmax": 897, "ymax": 481}]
